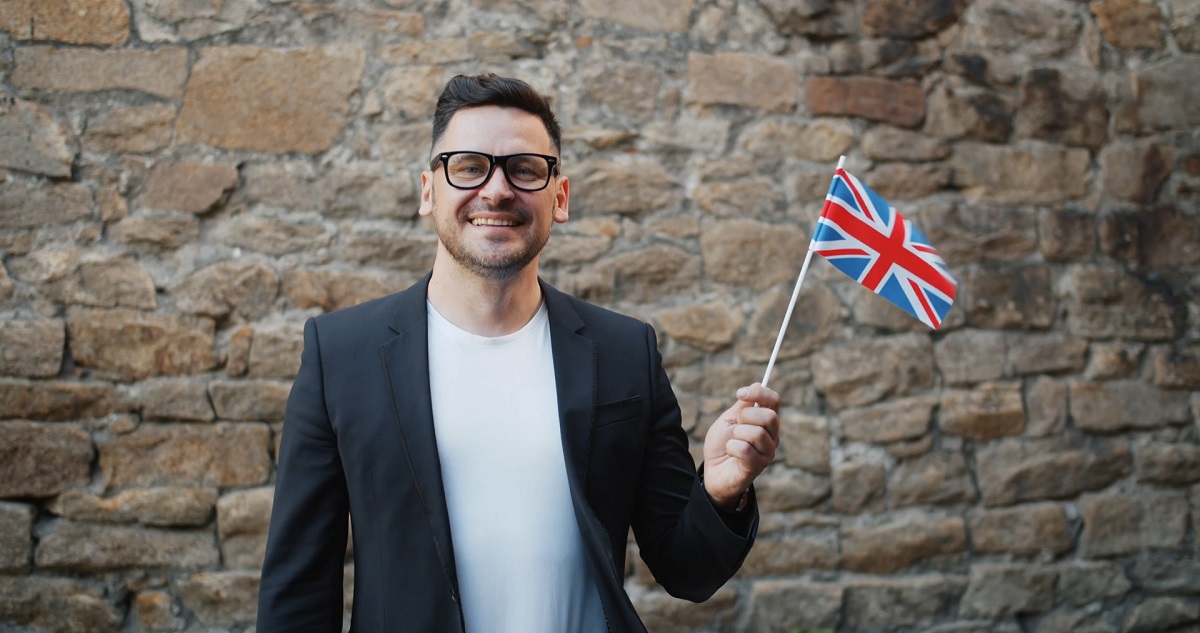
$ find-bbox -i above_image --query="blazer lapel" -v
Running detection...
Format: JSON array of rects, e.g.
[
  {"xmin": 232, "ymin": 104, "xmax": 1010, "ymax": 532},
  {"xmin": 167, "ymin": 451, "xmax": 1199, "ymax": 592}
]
[
  {"xmin": 379, "ymin": 273, "xmax": 459, "ymax": 596},
  {"xmin": 541, "ymin": 281, "xmax": 596, "ymax": 487}
]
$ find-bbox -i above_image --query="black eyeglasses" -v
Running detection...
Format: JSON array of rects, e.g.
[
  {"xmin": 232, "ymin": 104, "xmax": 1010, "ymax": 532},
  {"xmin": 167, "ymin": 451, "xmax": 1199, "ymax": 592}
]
[{"xmin": 429, "ymin": 151, "xmax": 559, "ymax": 192}]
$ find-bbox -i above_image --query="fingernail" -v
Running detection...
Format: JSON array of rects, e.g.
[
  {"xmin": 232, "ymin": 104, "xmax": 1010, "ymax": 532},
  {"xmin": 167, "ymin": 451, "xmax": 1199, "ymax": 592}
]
[{"xmin": 737, "ymin": 388, "xmax": 749, "ymax": 399}]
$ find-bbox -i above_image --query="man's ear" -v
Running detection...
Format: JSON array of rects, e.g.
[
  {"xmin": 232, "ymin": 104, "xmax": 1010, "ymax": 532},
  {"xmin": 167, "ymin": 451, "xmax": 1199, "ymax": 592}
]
[
  {"xmin": 418, "ymin": 170, "xmax": 434, "ymax": 217},
  {"xmin": 553, "ymin": 175, "xmax": 569, "ymax": 224}
]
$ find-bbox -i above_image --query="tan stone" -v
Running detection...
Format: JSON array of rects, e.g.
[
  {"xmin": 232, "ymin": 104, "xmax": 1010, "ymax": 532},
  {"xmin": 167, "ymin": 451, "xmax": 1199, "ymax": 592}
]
[
  {"xmin": 693, "ymin": 178, "xmax": 785, "ymax": 217},
  {"xmin": 812, "ymin": 334, "xmax": 934, "ymax": 409},
  {"xmin": 862, "ymin": 0, "xmax": 970, "ymax": 38},
  {"xmin": 1006, "ymin": 333, "xmax": 1089, "ymax": 376},
  {"xmin": 217, "ymin": 486, "xmax": 274, "ymax": 569},
  {"xmin": 700, "ymin": 219, "xmax": 809, "ymax": 291},
  {"xmin": 843, "ymin": 575, "xmax": 968, "ymax": 630},
  {"xmin": 976, "ymin": 438, "xmax": 1131, "ymax": 507},
  {"xmin": 540, "ymin": 234, "xmax": 613, "ymax": 265},
  {"xmin": 939, "ymin": 382, "xmax": 1025, "ymax": 441},
  {"xmin": 1091, "ymin": 0, "xmax": 1165, "ymax": 49},
  {"xmin": 1125, "ymin": 58, "xmax": 1200, "ymax": 131},
  {"xmin": 923, "ymin": 83, "xmax": 1014, "ymax": 143},
  {"xmin": 381, "ymin": 65, "xmax": 443, "ymax": 119},
  {"xmin": 779, "ymin": 410, "xmax": 830, "ymax": 474},
  {"xmin": 0, "ymin": 421, "xmax": 93, "ymax": 498},
  {"xmin": 737, "ymin": 283, "xmax": 844, "ymax": 363},
  {"xmin": 0, "ymin": 577, "xmax": 122, "ymax": 633},
  {"xmin": 226, "ymin": 327, "xmax": 253, "ymax": 378},
  {"xmin": 0, "ymin": 502, "xmax": 34, "ymax": 573},
  {"xmin": 248, "ymin": 322, "xmax": 305, "ymax": 379},
  {"xmin": 283, "ymin": 269, "xmax": 415, "ymax": 312},
  {"xmin": 861, "ymin": 126, "xmax": 950, "ymax": 162},
  {"xmin": 137, "ymin": 0, "xmax": 260, "ymax": 40},
  {"xmin": 375, "ymin": 39, "xmax": 472, "ymax": 65},
  {"xmin": 132, "ymin": 377, "xmax": 214, "ymax": 422},
  {"xmin": 890, "ymin": 451, "xmax": 976, "ymax": 508},
  {"xmin": 1058, "ymin": 563, "xmax": 1132, "ymax": 609},
  {"xmin": 739, "ymin": 118, "xmax": 855, "ymax": 162},
  {"xmin": 1080, "ymin": 490, "xmax": 1189, "ymax": 557},
  {"xmin": 954, "ymin": 0, "xmax": 1080, "ymax": 56},
  {"xmin": 832, "ymin": 461, "xmax": 886, "ymax": 514},
  {"xmin": 632, "ymin": 586, "xmax": 736, "ymax": 633},
  {"xmin": 297, "ymin": 6, "xmax": 424, "ymax": 37},
  {"xmin": 1150, "ymin": 344, "xmax": 1200, "ymax": 389},
  {"xmin": 19, "ymin": 253, "xmax": 159, "ymax": 310},
  {"xmin": 960, "ymin": 564, "xmax": 1055, "ymax": 618},
  {"xmin": 1099, "ymin": 141, "xmax": 1174, "ymax": 203},
  {"xmin": 840, "ymin": 396, "xmax": 935, "ymax": 443},
  {"xmin": 608, "ymin": 245, "xmax": 701, "ymax": 303},
  {"xmin": 969, "ymin": 503, "xmax": 1075, "ymax": 553},
  {"xmin": 0, "ymin": 379, "xmax": 130, "ymax": 420},
  {"xmin": 68, "ymin": 307, "xmax": 216, "ymax": 379},
  {"xmin": 0, "ymin": 181, "xmax": 93, "ymax": 228},
  {"xmin": 179, "ymin": 571, "xmax": 260, "ymax": 627},
  {"xmin": 743, "ymin": 579, "xmax": 842, "ymax": 632},
  {"xmin": 1135, "ymin": 443, "xmax": 1200, "ymax": 485},
  {"xmin": 655, "ymin": 301, "xmax": 742, "ymax": 352},
  {"xmin": 963, "ymin": 264, "xmax": 1054, "ymax": 330},
  {"xmin": 0, "ymin": 99, "xmax": 76, "ymax": 177},
  {"xmin": 47, "ymin": 487, "xmax": 217, "ymax": 527},
  {"xmin": 755, "ymin": 468, "xmax": 831, "ymax": 511},
  {"xmin": 579, "ymin": 0, "xmax": 694, "ymax": 31},
  {"xmin": 209, "ymin": 380, "xmax": 290, "ymax": 422},
  {"xmin": 934, "ymin": 329, "xmax": 1005, "ymax": 385},
  {"xmin": 953, "ymin": 143, "xmax": 1090, "ymax": 204},
  {"xmin": 13, "ymin": 47, "xmax": 188, "ymax": 98},
  {"xmin": 1063, "ymin": 265, "xmax": 1180, "ymax": 341},
  {"xmin": 841, "ymin": 514, "xmax": 966, "ymax": 573},
  {"xmin": 0, "ymin": 0, "xmax": 130, "ymax": 45},
  {"xmin": 570, "ymin": 159, "xmax": 677, "ymax": 216},
  {"xmin": 172, "ymin": 259, "xmax": 280, "ymax": 320},
  {"xmin": 0, "ymin": 318, "xmax": 64, "ymax": 378},
  {"xmin": 98, "ymin": 422, "xmax": 271, "ymax": 490},
  {"xmin": 1170, "ymin": 0, "xmax": 1200, "ymax": 51},
  {"xmin": 35, "ymin": 521, "xmax": 218, "ymax": 572},
  {"xmin": 865, "ymin": 163, "xmax": 950, "ymax": 200},
  {"xmin": 178, "ymin": 46, "xmax": 365, "ymax": 153},
  {"xmin": 213, "ymin": 214, "xmax": 335, "ymax": 257},
  {"xmin": 1015, "ymin": 68, "xmax": 1109, "ymax": 149},
  {"xmin": 579, "ymin": 62, "xmax": 662, "ymax": 123},
  {"xmin": 142, "ymin": 162, "xmax": 238, "ymax": 213},
  {"xmin": 806, "ymin": 76, "xmax": 925, "ymax": 127},
  {"xmin": 109, "ymin": 213, "xmax": 201, "ymax": 250},
  {"xmin": 136, "ymin": 591, "xmax": 178, "ymax": 631},
  {"xmin": 688, "ymin": 52, "xmax": 799, "ymax": 112},
  {"xmin": 1025, "ymin": 377, "xmax": 1068, "ymax": 438},
  {"xmin": 1069, "ymin": 380, "xmax": 1190, "ymax": 433}
]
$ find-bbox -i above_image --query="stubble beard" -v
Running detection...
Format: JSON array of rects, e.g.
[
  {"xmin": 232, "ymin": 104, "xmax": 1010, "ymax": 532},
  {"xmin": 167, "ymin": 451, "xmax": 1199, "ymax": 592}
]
[{"xmin": 432, "ymin": 193, "xmax": 551, "ymax": 282}]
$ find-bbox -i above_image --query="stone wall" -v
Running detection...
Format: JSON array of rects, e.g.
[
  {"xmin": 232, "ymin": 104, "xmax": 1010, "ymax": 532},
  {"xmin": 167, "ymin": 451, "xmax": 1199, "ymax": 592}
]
[{"xmin": 1, "ymin": 0, "xmax": 1198, "ymax": 631}]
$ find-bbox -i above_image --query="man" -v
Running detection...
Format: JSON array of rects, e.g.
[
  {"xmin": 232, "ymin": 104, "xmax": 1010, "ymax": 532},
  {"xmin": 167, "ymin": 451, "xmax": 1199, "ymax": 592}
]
[{"xmin": 257, "ymin": 74, "xmax": 780, "ymax": 633}]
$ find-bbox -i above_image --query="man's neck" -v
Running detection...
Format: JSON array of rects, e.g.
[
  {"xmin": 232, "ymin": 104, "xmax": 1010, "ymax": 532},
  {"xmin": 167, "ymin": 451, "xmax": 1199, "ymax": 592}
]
[{"xmin": 426, "ymin": 257, "xmax": 544, "ymax": 337}]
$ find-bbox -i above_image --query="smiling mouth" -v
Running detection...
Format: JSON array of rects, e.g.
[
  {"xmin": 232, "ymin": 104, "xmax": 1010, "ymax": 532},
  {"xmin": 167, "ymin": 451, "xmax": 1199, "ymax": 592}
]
[{"xmin": 471, "ymin": 217, "xmax": 519, "ymax": 227}]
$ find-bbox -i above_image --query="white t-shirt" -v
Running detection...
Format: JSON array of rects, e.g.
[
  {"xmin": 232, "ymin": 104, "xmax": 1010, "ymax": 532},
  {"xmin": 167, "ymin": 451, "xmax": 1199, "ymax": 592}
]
[{"xmin": 426, "ymin": 301, "xmax": 606, "ymax": 633}]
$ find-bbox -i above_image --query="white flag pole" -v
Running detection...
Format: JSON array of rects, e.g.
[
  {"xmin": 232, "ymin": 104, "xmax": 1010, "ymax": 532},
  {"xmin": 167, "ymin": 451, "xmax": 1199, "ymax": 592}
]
[{"xmin": 760, "ymin": 155, "xmax": 846, "ymax": 389}]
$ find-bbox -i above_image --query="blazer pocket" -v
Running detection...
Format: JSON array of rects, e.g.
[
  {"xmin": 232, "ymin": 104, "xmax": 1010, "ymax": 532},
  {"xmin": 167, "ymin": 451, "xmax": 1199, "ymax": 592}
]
[{"xmin": 594, "ymin": 396, "xmax": 641, "ymax": 428}]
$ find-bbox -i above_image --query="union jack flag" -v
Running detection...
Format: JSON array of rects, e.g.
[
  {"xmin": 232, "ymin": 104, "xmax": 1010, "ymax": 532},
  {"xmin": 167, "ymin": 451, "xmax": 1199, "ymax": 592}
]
[{"xmin": 811, "ymin": 167, "xmax": 957, "ymax": 329}]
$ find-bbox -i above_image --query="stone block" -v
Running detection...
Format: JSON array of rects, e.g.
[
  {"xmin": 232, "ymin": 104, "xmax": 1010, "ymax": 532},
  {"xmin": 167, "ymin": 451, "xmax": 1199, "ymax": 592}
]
[
  {"xmin": 963, "ymin": 265, "xmax": 1055, "ymax": 329},
  {"xmin": 1136, "ymin": 442, "xmax": 1200, "ymax": 485},
  {"xmin": 179, "ymin": 571, "xmax": 260, "ymax": 626},
  {"xmin": 738, "ymin": 118, "xmax": 855, "ymax": 162},
  {"xmin": 578, "ymin": 61, "xmax": 662, "ymax": 123},
  {"xmin": 813, "ymin": 333, "xmax": 934, "ymax": 409},
  {"xmin": 655, "ymin": 301, "xmax": 742, "ymax": 353},
  {"xmin": 870, "ymin": 163, "xmax": 953, "ymax": 200},
  {"xmin": 35, "ymin": 521, "xmax": 218, "ymax": 571},
  {"xmin": 132, "ymin": 377, "xmax": 214, "ymax": 422},
  {"xmin": 13, "ymin": 46, "xmax": 187, "ymax": 98},
  {"xmin": 688, "ymin": 52, "xmax": 798, "ymax": 112},
  {"xmin": 218, "ymin": 486, "xmax": 273, "ymax": 569},
  {"xmin": 841, "ymin": 514, "xmax": 966, "ymax": 573},
  {"xmin": 862, "ymin": 0, "xmax": 970, "ymax": 39},
  {"xmin": 1080, "ymin": 489, "xmax": 1188, "ymax": 557},
  {"xmin": 283, "ymin": 269, "xmax": 415, "ymax": 313},
  {"xmin": 248, "ymin": 322, "xmax": 305, "ymax": 379},
  {"xmin": 0, "ymin": 576, "xmax": 121, "ymax": 633},
  {"xmin": 1086, "ymin": 342, "xmax": 1144, "ymax": 380},
  {"xmin": 935, "ymin": 329, "xmax": 1006, "ymax": 385},
  {"xmin": 0, "ymin": 0, "xmax": 129, "ymax": 45},
  {"xmin": 0, "ymin": 379, "xmax": 130, "ymax": 420},
  {"xmin": 843, "ymin": 575, "xmax": 967, "ymax": 630},
  {"xmin": 861, "ymin": 126, "xmax": 951, "ymax": 162},
  {"xmin": 0, "ymin": 99, "xmax": 75, "ymax": 177},
  {"xmin": 1063, "ymin": 264, "xmax": 1182, "ymax": 340},
  {"xmin": 976, "ymin": 438, "xmax": 1130, "ymax": 507},
  {"xmin": 1091, "ymin": 0, "xmax": 1165, "ymax": 49},
  {"xmin": 1038, "ymin": 208, "xmax": 1096, "ymax": 262},
  {"xmin": 956, "ymin": 0, "xmax": 1080, "ymax": 55},
  {"xmin": 743, "ymin": 579, "xmax": 842, "ymax": 632},
  {"xmin": 1056, "ymin": 561, "xmax": 1132, "ymax": 606},
  {"xmin": 138, "ymin": 0, "xmax": 262, "ymax": 40},
  {"xmin": 806, "ymin": 76, "xmax": 925, "ymax": 127},
  {"xmin": 209, "ymin": 380, "xmax": 290, "ymax": 422},
  {"xmin": 380, "ymin": 65, "xmax": 443, "ymax": 120},
  {"xmin": 840, "ymin": 396, "xmax": 935, "ymax": 444},
  {"xmin": 136, "ymin": 591, "xmax": 179, "ymax": 631},
  {"xmin": 739, "ymin": 530, "xmax": 838, "ymax": 577},
  {"xmin": 1129, "ymin": 555, "xmax": 1200, "ymax": 595},
  {"xmin": 0, "ymin": 501, "xmax": 33, "ymax": 572},
  {"xmin": 1025, "ymin": 377, "xmax": 1068, "ymax": 438},
  {"xmin": 1070, "ymin": 380, "xmax": 1191, "ymax": 433},
  {"xmin": 0, "ymin": 318, "xmax": 63, "ymax": 378},
  {"xmin": 83, "ymin": 103, "xmax": 176, "ymax": 154},
  {"xmin": 778, "ymin": 410, "xmax": 830, "ymax": 474},
  {"xmin": 631, "ymin": 585, "xmax": 736, "ymax": 633},
  {"xmin": 1006, "ymin": 334, "xmax": 1088, "ymax": 376},
  {"xmin": 98, "ymin": 422, "xmax": 271, "ymax": 490},
  {"xmin": 0, "ymin": 181, "xmax": 93, "ymax": 228},
  {"xmin": 970, "ymin": 503, "xmax": 1071, "ymax": 556},
  {"xmin": 919, "ymin": 203, "xmax": 1037, "ymax": 264},
  {"xmin": 940, "ymin": 382, "xmax": 1025, "ymax": 441},
  {"xmin": 1123, "ymin": 57, "xmax": 1200, "ymax": 132},
  {"xmin": 924, "ymin": 84, "xmax": 1014, "ymax": 143},
  {"xmin": 110, "ymin": 213, "xmax": 201, "ymax": 250},
  {"xmin": 639, "ymin": 116, "xmax": 731, "ymax": 154},
  {"xmin": 580, "ymin": 0, "xmax": 693, "ymax": 31},
  {"xmin": 1099, "ymin": 141, "xmax": 1174, "ymax": 203},
  {"xmin": 755, "ymin": 468, "xmax": 830, "ymax": 511},
  {"xmin": 960, "ymin": 564, "xmax": 1055, "ymax": 618},
  {"xmin": 737, "ymin": 283, "xmax": 844, "ymax": 363},
  {"xmin": 47, "ymin": 487, "xmax": 216, "ymax": 526},
  {"xmin": 1149, "ymin": 345, "xmax": 1200, "ymax": 389},
  {"xmin": 340, "ymin": 227, "xmax": 437, "ymax": 269},
  {"xmin": 889, "ymin": 450, "xmax": 976, "ymax": 508},
  {"xmin": 570, "ymin": 159, "xmax": 676, "ymax": 216},
  {"xmin": 1122, "ymin": 597, "xmax": 1199, "ymax": 633},
  {"xmin": 952, "ymin": 143, "xmax": 1090, "ymax": 204},
  {"xmin": 178, "ymin": 45, "xmax": 365, "ymax": 153},
  {"xmin": 68, "ymin": 307, "xmax": 216, "ymax": 380},
  {"xmin": 1170, "ymin": 0, "xmax": 1200, "ymax": 51},
  {"xmin": 0, "ymin": 421, "xmax": 92, "ymax": 498},
  {"xmin": 142, "ymin": 162, "xmax": 238, "ymax": 213},
  {"xmin": 1015, "ymin": 68, "xmax": 1109, "ymax": 149},
  {"xmin": 832, "ymin": 461, "xmax": 885, "ymax": 514},
  {"xmin": 693, "ymin": 177, "xmax": 785, "ymax": 218},
  {"xmin": 700, "ymin": 219, "xmax": 809, "ymax": 291},
  {"xmin": 173, "ymin": 259, "xmax": 280, "ymax": 321},
  {"xmin": 13, "ymin": 251, "xmax": 157, "ymax": 310}
]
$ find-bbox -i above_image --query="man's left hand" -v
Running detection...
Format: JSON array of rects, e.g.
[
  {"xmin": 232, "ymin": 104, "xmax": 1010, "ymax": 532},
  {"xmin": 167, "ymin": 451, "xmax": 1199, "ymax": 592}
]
[{"xmin": 701, "ymin": 383, "xmax": 780, "ymax": 510}]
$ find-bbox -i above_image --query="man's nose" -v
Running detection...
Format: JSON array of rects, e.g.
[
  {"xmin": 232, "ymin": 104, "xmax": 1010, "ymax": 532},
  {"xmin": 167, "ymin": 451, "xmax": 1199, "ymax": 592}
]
[{"xmin": 478, "ymin": 164, "xmax": 515, "ymax": 203}]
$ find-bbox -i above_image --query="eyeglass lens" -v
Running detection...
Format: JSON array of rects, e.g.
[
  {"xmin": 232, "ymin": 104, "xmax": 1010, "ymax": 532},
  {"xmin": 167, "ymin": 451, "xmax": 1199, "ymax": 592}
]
[{"xmin": 446, "ymin": 153, "xmax": 551, "ymax": 190}]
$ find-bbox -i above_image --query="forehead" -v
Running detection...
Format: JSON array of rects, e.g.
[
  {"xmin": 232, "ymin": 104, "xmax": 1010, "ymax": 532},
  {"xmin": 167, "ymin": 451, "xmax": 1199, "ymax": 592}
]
[{"xmin": 438, "ymin": 105, "xmax": 554, "ymax": 155}]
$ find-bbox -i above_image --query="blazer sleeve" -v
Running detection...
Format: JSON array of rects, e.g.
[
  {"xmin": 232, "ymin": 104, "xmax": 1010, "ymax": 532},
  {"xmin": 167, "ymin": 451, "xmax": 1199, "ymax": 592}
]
[
  {"xmin": 629, "ymin": 323, "xmax": 759, "ymax": 602},
  {"xmin": 257, "ymin": 318, "xmax": 350, "ymax": 633}
]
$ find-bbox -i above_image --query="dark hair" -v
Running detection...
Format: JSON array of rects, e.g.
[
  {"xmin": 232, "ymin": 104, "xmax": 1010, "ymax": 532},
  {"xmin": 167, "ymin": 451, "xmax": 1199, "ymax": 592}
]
[{"xmin": 430, "ymin": 74, "xmax": 561, "ymax": 155}]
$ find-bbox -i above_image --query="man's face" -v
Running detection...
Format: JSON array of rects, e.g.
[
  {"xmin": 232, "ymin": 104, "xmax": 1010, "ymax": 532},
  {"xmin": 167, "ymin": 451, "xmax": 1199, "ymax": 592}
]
[{"xmin": 418, "ymin": 105, "xmax": 570, "ymax": 281}]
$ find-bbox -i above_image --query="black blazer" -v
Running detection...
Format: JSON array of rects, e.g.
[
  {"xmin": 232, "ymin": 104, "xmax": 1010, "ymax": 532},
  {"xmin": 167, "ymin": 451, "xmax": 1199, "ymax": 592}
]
[{"xmin": 257, "ymin": 274, "xmax": 758, "ymax": 633}]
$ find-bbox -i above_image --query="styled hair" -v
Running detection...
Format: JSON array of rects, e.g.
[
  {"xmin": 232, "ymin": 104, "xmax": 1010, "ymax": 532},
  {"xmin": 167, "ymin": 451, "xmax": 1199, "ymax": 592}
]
[{"xmin": 430, "ymin": 74, "xmax": 561, "ymax": 155}]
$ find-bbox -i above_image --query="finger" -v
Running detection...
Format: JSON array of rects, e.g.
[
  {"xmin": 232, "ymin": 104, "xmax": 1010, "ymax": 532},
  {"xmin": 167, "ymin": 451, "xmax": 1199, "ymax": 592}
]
[
  {"xmin": 736, "ymin": 407, "xmax": 780, "ymax": 443},
  {"xmin": 736, "ymin": 383, "xmax": 780, "ymax": 411},
  {"xmin": 730, "ymin": 425, "xmax": 778, "ymax": 459},
  {"xmin": 725, "ymin": 438, "xmax": 773, "ymax": 473}
]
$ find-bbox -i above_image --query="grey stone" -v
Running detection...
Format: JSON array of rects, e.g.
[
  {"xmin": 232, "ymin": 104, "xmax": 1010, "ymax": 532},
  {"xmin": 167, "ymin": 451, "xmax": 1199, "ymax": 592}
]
[
  {"xmin": 935, "ymin": 329, "xmax": 1006, "ymax": 385},
  {"xmin": 0, "ymin": 98, "xmax": 76, "ymax": 177},
  {"xmin": 832, "ymin": 461, "xmax": 885, "ymax": 514},
  {"xmin": 0, "ymin": 576, "xmax": 121, "ymax": 633},
  {"xmin": 35, "ymin": 521, "xmax": 218, "ymax": 571},
  {"xmin": 209, "ymin": 380, "xmax": 290, "ymax": 422},
  {"xmin": 744, "ymin": 579, "xmax": 842, "ymax": 632},
  {"xmin": 1057, "ymin": 561, "xmax": 1133, "ymax": 606},
  {"xmin": 1122, "ymin": 597, "xmax": 1199, "ymax": 633},
  {"xmin": 217, "ymin": 486, "xmax": 274, "ymax": 569},
  {"xmin": 1069, "ymin": 380, "xmax": 1191, "ymax": 433},
  {"xmin": 963, "ymin": 264, "xmax": 1055, "ymax": 329},
  {"xmin": 843, "ymin": 574, "xmax": 968, "ymax": 630},
  {"xmin": 811, "ymin": 334, "xmax": 934, "ymax": 409},
  {"xmin": 98, "ymin": 422, "xmax": 271, "ymax": 490},
  {"xmin": 179, "ymin": 571, "xmax": 261, "ymax": 627},
  {"xmin": 977, "ymin": 438, "xmax": 1131, "ymax": 507},
  {"xmin": 970, "ymin": 503, "xmax": 1071, "ymax": 556},
  {"xmin": 0, "ymin": 421, "xmax": 93, "ymax": 498},
  {"xmin": 1136, "ymin": 442, "xmax": 1200, "ymax": 485},
  {"xmin": 0, "ymin": 501, "xmax": 34, "ymax": 573},
  {"xmin": 1006, "ymin": 334, "xmax": 1088, "ymax": 376},
  {"xmin": 1080, "ymin": 489, "xmax": 1189, "ymax": 557},
  {"xmin": 132, "ymin": 377, "xmax": 214, "ymax": 422},
  {"xmin": 841, "ymin": 514, "xmax": 966, "ymax": 573},
  {"xmin": 1129, "ymin": 555, "xmax": 1200, "ymax": 595},
  {"xmin": 889, "ymin": 450, "xmax": 976, "ymax": 508},
  {"xmin": 960, "ymin": 564, "xmax": 1055, "ymax": 618},
  {"xmin": 1025, "ymin": 377, "xmax": 1068, "ymax": 438},
  {"xmin": 47, "ymin": 487, "xmax": 216, "ymax": 526},
  {"xmin": 0, "ymin": 318, "xmax": 64, "ymax": 378},
  {"xmin": 778, "ymin": 410, "xmax": 830, "ymax": 474},
  {"xmin": 1063, "ymin": 265, "xmax": 1180, "ymax": 341},
  {"xmin": 0, "ymin": 181, "xmax": 93, "ymax": 228},
  {"xmin": 840, "ymin": 396, "xmax": 935, "ymax": 443}
]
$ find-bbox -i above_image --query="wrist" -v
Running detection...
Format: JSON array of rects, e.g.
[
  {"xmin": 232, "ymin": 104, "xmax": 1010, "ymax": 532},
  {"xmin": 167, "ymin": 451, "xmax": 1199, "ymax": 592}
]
[{"xmin": 700, "ymin": 469, "xmax": 749, "ymax": 513}]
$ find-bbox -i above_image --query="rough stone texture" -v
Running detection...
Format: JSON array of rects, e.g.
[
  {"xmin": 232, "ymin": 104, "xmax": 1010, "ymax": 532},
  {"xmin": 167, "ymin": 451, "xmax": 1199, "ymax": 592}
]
[
  {"xmin": 1091, "ymin": 0, "xmax": 1164, "ymax": 50},
  {"xmin": 1149, "ymin": 344, "xmax": 1200, "ymax": 389},
  {"xmin": 0, "ymin": 99, "xmax": 76, "ymax": 177},
  {"xmin": 862, "ymin": 0, "xmax": 970, "ymax": 39},
  {"xmin": 1122, "ymin": 597, "xmax": 1200, "ymax": 633},
  {"xmin": 13, "ymin": 46, "xmax": 187, "ymax": 98},
  {"xmin": 688, "ymin": 52, "xmax": 799, "ymax": 113},
  {"xmin": 841, "ymin": 514, "xmax": 966, "ymax": 573},
  {"xmin": 14, "ymin": 251, "xmax": 158, "ymax": 310},
  {"xmin": 812, "ymin": 334, "xmax": 934, "ymax": 409},
  {"xmin": 970, "ymin": 503, "xmax": 1071, "ymax": 556},
  {"xmin": 178, "ymin": 46, "xmax": 365, "ymax": 153},
  {"xmin": 110, "ymin": 213, "xmax": 201, "ymax": 250},
  {"xmin": 1024, "ymin": 377, "xmax": 1068, "ymax": 438},
  {"xmin": 963, "ymin": 265, "xmax": 1055, "ymax": 329},
  {"xmin": 739, "ymin": 530, "xmax": 838, "ymax": 576},
  {"xmin": 1015, "ymin": 68, "xmax": 1109, "ymax": 148},
  {"xmin": 579, "ymin": 0, "xmax": 692, "ymax": 31},
  {"xmin": 1123, "ymin": 57, "xmax": 1200, "ymax": 132},
  {"xmin": 743, "ymin": 579, "xmax": 842, "ymax": 632},
  {"xmin": 739, "ymin": 119, "xmax": 855, "ymax": 163},
  {"xmin": 1080, "ymin": 490, "xmax": 1189, "ymax": 557},
  {"xmin": 179, "ymin": 571, "xmax": 260, "ymax": 627},
  {"xmin": 1006, "ymin": 334, "xmax": 1088, "ymax": 376},
  {"xmin": 209, "ymin": 380, "xmax": 290, "ymax": 422},
  {"xmin": 1062, "ymin": 265, "xmax": 1180, "ymax": 341},
  {"xmin": 0, "ymin": 421, "xmax": 92, "ymax": 498},
  {"xmin": 98, "ymin": 423, "xmax": 272, "ymax": 490},
  {"xmin": 173, "ymin": 259, "xmax": 280, "ymax": 321},
  {"xmin": 737, "ymin": 283, "xmax": 844, "ymax": 362},
  {"xmin": 656, "ymin": 301, "xmax": 742, "ymax": 352},
  {"xmin": 283, "ymin": 269, "xmax": 414, "ymax": 313},
  {"xmin": 953, "ymin": 143, "xmax": 1090, "ymax": 204},
  {"xmin": 832, "ymin": 461, "xmax": 886, "ymax": 514},
  {"xmin": 571, "ymin": 160, "xmax": 676, "ymax": 216},
  {"xmin": 632, "ymin": 586, "xmax": 736, "ymax": 633},
  {"xmin": 0, "ymin": 181, "xmax": 93, "ymax": 228},
  {"xmin": 1171, "ymin": 0, "xmax": 1200, "ymax": 51},
  {"xmin": 132, "ymin": 377, "xmax": 214, "ymax": 422},
  {"xmin": 35, "ymin": 521, "xmax": 218, "ymax": 571},
  {"xmin": 806, "ymin": 76, "xmax": 925, "ymax": 127},
  {"xmin": 217, "ymin": 486, "xmax": 273, "ymax": 569},
  {"xmin": 700, "ymin": 219, "xmax": 809, "ymax": 291},
  {"xmin": 0, "ymin": 501, "xmax": 34, "ymax": 572},
  {"xmin": 247, "ymin": 322, "xmax": 305, "ymax": 379},
  {"xmin": 1069, "ymin": 380, "xmax": 1191, "ymax": 433},
  {"xmin": 0, "ymin": 0, "xmax": 130, "ymax": 45},
  {"xmin": 1128, "ymin": 555, "xmax": 1200, "ymax": 595},
  {"xmin": 1100, "ymin": 141, "xmax": 1174, "ymax": 203},
  {"xmin": 67, "ymin": 308, "xmax": 217, "ymax": 379},
  {"xmin": 1102, "ymin": 207, "xmax": 1200, "ymax": 269},
  {"xmin": 840, "ymin": 396, "xmax": 934, "ymax": 443},
  {"xmin": 0, "ymin": 576, "xmax": 122, "ymax": 633},
  {"xmin": 142, "ymin": 162, "xmax": 238, "ymax": 213},
  {"xmin": 0, "ymin": 318, "xmax": 63, "ymax": 377},
  {"xmin": 977, "ymin": 438, "xmax": 1131, "ymax": 507},
  {"xmin": 47, "ymin": 487, "xmax": 216, "ymax": 527},
  {"xmin": 842, "ymin": 575, "xmax": 967, "ymax": 630},
  {"xmin": 0, "ymin": 379, "xmax": 129, "ymax": 420},
  {"xmin": 889, "ymin": 451, "xmax": 976, "ymax": 508},
  {"xmin": 136, "ymin": 591, "xmax": 178, "ymax": 631},
  {"xmin": 1136, "ymin": 442, "xmax": 1200, "ymax": 485},
  {"xmin": 960, "ymin": 564, "xmax": 1055, "ymax": 618},
  {"xmin": 83, "ymin": 103, "xmax": 176, "ymax": 154},
  {"xmin": 1057, "ymin": 561, "xmax": 1132, "ymax": 606},
  {"xmin": 939, "ymin": 382, "xmax": 1025, "ymax": 441},
  {"xmin": 756, "ymin": 468, "xmax": 830, "ymax": 511},
  {"xmin": 778, "ymin": 411, "xmax": 830, "ymax": 474}
]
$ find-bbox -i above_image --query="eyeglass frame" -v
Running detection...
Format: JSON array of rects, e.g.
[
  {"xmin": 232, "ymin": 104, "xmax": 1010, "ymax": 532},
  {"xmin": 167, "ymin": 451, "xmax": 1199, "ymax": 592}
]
[{"xmin": 428, "ymin": 151, "xmax": 561, "ymax": 192}]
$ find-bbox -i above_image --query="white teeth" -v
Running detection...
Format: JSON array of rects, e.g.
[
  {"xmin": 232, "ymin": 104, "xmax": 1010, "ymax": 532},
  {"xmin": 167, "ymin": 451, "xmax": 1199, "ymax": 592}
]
[{"xmin": 472, "ymin": 218, "xmax": 516, "ymax": 226}]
